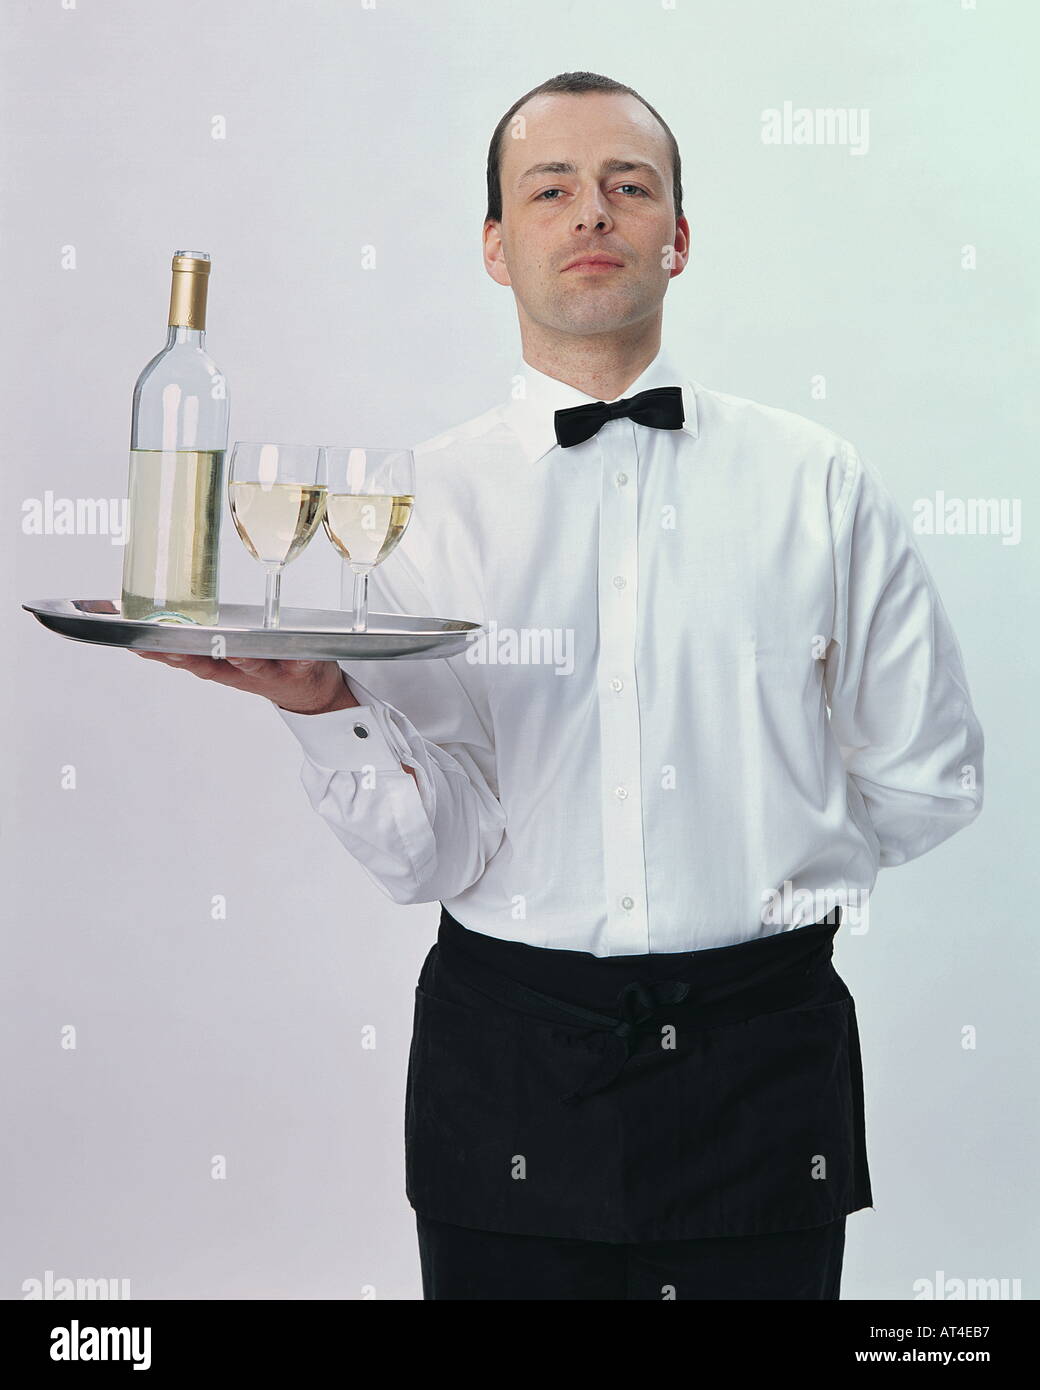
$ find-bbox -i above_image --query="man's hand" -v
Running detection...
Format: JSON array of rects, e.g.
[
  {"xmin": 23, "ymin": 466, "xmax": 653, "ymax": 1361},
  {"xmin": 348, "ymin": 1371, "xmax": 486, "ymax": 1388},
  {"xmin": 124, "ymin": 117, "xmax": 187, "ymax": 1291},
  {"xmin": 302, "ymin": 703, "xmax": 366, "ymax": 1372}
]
[
  {"xmin": 132, "ymin": 651, "xmax": 358, "ymax": 713},
  {"xmin": 131, "ymin": 651, "xmax": 418, "ymax": 781}
]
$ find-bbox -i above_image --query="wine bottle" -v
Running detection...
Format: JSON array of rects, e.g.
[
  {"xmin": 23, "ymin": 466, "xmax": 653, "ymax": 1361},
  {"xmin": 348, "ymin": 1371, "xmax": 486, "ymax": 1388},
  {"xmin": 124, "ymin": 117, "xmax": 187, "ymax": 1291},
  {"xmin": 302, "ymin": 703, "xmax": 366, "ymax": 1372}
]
[{"xmin": 120, "ymin": 251, "xmax": 230, "ymax": 624}]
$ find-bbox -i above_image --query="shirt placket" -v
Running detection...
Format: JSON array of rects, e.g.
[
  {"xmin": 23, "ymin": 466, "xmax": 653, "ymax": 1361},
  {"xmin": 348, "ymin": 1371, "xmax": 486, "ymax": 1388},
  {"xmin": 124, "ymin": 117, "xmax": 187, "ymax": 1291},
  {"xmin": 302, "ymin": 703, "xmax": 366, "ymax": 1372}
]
[{"xmin": 595, "ymin": 419, "xmax": 649, "ymax": 952}]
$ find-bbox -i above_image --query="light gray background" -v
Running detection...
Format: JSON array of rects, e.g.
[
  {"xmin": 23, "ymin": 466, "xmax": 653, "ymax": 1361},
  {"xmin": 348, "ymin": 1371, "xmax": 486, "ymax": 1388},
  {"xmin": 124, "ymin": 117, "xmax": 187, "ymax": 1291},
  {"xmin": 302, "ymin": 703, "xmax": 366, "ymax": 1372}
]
[{"xmin": 4, "ymin": 0, "xmax": 1036, "ymax": 1300}]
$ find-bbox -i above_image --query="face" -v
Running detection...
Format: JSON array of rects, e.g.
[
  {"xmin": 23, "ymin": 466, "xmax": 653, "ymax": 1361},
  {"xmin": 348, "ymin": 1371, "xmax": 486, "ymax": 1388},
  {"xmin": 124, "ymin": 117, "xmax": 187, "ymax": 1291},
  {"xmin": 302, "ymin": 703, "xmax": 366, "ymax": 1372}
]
[{"xmin": 484, "ymin": 91, "xmax": 690, "ymax": 339}]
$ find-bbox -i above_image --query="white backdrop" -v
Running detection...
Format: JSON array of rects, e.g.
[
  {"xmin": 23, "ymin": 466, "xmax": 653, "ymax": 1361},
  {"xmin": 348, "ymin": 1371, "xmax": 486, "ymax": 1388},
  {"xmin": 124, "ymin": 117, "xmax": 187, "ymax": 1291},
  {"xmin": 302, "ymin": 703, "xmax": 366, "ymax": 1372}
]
[{"xmin": 4, "ymin": 0, "xmax": 1036, "ymax": 1300}]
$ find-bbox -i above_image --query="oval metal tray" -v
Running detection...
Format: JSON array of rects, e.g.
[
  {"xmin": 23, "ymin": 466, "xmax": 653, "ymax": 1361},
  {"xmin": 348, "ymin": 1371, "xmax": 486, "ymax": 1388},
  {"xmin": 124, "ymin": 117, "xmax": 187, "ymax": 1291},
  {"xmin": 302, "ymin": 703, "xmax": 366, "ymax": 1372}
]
[{"xmin": 22, "ymin": 598, "xmax": 483, "ymax": 661}]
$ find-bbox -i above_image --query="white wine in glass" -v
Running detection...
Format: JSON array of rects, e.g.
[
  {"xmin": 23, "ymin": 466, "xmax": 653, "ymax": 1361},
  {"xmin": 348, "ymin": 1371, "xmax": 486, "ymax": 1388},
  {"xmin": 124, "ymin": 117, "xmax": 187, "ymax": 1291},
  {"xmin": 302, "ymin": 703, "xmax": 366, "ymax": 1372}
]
[
  {"xmin": 318, "ymin": 447, "xmax": 415, "ymax": 632},
  {"xmin": 227, "ymin": 443, "xmax": 325, "ymax": 628}
]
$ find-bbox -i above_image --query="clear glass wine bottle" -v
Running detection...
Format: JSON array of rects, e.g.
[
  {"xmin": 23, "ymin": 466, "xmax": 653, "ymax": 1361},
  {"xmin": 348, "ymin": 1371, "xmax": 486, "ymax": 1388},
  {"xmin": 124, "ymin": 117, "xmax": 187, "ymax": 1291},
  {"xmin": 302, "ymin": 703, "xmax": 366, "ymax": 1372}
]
[{"xmin": 120, "ymin": 250, "xmax": 230, "ymax": 625}]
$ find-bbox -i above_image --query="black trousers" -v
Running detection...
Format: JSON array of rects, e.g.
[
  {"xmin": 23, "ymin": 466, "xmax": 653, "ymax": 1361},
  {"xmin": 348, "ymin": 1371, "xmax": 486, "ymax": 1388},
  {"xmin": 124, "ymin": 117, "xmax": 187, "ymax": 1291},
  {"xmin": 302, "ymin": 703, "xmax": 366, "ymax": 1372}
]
[{"xmin": 416, "ymin": 1210, "xmax": 847, "ymax": 1300}]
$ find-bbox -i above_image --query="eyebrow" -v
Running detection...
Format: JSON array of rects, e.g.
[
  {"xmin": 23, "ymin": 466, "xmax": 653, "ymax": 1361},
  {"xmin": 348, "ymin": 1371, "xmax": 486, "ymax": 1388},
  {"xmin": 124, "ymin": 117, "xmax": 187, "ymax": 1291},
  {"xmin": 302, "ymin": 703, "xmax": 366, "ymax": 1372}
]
[{"xmin": 516, "ymin": 158, "xmax": 664, "ymax": 189}]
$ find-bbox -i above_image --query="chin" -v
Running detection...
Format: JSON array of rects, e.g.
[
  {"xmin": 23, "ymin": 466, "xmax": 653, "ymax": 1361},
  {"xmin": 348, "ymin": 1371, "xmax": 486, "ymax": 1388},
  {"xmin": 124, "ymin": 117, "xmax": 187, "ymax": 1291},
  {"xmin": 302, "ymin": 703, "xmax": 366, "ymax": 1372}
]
[{"xmin": 556, "ymin": 298, "xmax": 642, "ymax": 334}]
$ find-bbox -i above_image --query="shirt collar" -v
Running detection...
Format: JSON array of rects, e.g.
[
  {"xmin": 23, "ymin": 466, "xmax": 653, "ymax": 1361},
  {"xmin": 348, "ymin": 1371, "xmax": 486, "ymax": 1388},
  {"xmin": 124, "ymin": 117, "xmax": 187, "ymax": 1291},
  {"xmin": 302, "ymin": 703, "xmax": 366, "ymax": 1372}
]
[{"xmin": 500, "ymin": 342, "xmax": 700, "ymax": 465}]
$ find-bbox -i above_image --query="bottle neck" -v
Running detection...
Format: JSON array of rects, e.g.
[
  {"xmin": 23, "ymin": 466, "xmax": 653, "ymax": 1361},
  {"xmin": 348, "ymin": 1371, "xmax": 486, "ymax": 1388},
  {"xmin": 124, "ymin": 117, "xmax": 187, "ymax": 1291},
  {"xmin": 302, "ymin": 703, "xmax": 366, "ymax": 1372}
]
[
  {"xmin": 164, "ymin": 325, "xmax": 206, "ymax": 348},
  {"xmin": 167, "ymin": 257, "xmax": 210, "ymax": 333}
]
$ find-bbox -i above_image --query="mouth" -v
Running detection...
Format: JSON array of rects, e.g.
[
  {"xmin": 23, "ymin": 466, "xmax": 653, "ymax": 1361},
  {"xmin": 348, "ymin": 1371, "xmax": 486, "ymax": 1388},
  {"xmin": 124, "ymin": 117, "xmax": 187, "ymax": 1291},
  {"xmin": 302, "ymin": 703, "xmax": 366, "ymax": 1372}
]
[{"xmin": 563, "ymin": 257, "xmax": 624, "ymax": 273}]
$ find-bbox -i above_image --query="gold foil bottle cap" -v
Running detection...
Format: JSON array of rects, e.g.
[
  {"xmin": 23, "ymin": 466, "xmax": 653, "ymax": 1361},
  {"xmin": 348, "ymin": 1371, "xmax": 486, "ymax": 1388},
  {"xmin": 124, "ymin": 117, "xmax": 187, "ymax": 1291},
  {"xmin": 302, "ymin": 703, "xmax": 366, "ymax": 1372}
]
[{"xmin": 168, "ymin": 250, "xmax": 212, "ymax": 329}]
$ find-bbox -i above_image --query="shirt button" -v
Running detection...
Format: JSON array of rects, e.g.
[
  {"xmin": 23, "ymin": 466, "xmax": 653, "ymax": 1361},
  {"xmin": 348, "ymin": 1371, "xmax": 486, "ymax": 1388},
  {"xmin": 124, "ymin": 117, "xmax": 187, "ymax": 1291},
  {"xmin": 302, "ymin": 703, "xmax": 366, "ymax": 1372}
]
[
  {"xmin": 612, "ymin": 575, "xmax": 626, "ymax": 589},
  {"xmin": 610, "ymin": 677, "xmax": 624, "ymax": 692},
  {"xmin": 616, "ymin": 471, "xmax": 628, "ymax": 486},
  {"xmin": 620, "ymin": 895, "xmax": 634, "ymax": 910},
  {"xmin": 352, "ymin": 723, "xmax": 369, "ymax": 738},
  {"xmin": 614, "ymin": 786, "xmax": 628, "ymax": 800}
]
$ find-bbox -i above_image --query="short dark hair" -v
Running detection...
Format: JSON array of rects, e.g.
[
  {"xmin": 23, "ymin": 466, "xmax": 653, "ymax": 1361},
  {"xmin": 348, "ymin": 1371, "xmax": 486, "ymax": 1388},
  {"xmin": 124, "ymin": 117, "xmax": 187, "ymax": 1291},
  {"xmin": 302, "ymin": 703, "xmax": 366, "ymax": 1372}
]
[{"xmin": 485, "ymin": 71, "xmax": 684, "ymax": 224}]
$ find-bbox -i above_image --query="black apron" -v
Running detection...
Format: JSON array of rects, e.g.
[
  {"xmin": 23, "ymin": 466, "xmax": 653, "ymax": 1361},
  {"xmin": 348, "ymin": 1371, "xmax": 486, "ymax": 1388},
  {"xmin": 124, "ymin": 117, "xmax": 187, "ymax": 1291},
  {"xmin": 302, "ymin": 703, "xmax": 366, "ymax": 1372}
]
[{"xmin": 404, "ymin": 905, "xmax": 873, "ymax": 1244}]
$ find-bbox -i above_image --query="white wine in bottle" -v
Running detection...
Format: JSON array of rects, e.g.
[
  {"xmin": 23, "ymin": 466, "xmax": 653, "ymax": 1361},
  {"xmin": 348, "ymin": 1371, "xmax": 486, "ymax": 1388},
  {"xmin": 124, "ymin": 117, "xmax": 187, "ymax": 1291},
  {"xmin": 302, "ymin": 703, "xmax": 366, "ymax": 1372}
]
[{"xmin": 120, "ymin": 251, "xmax": 230, "ymax": 624}]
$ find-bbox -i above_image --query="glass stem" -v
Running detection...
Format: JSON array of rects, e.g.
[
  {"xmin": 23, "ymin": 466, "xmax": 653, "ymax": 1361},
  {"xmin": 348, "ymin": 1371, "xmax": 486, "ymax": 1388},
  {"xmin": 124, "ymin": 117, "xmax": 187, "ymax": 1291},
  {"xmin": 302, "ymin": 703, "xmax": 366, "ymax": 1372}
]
[
  {"xmin": 352, "ymin": 567, "xmax": 369, "ymax": 632},
  {"xmin": 264, "ymin": 565, "xmax": 283, "ymax": 629}
]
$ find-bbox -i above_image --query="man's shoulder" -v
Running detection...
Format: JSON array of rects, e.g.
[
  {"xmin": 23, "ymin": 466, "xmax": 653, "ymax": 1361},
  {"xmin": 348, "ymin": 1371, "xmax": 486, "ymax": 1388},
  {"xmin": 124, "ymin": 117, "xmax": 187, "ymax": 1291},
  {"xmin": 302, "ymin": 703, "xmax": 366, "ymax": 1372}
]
[
  {"xmin": 692, "ymin": 380, "xmax": 866, "ymax": 528},
  {"xmin": 412, "ymin": 401, "xmax": 511, "ymax": 464},
  {"xmin": 693, "ymin": 379, "xmax": 851, "ymax": 458}
]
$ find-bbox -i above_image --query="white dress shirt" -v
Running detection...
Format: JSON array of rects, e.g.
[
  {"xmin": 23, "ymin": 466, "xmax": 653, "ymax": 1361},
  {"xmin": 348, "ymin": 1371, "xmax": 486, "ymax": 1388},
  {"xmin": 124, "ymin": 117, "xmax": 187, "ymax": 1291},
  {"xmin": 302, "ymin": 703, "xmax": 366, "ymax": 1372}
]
[{"xmin": 275, "ymin": 344, "xmax": 984, "ymax": 955}]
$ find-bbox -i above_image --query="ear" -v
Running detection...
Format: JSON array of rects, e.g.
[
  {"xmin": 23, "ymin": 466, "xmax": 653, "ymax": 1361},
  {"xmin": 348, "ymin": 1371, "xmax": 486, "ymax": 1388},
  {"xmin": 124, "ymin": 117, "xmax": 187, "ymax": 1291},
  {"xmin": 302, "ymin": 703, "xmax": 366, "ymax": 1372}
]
[
  {"xmin": 483, "ymin": 219, "xmax": 512, "ymax": 288},
  {"xmin": 667, "ymin": 215, "xmax": 692, "ymax": 278}
]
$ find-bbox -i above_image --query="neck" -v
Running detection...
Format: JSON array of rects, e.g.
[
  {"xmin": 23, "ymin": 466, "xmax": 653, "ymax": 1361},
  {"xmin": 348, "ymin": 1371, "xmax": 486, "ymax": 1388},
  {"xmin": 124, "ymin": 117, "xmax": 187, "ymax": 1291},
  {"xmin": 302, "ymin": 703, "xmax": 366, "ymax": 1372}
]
[
  {"xmin": 517, "ymin": 316, "xmax": 663, "ymax": 401},
  {"xmin": 165, "ymin": 325, "xmax": 205, "ymax": 347}
]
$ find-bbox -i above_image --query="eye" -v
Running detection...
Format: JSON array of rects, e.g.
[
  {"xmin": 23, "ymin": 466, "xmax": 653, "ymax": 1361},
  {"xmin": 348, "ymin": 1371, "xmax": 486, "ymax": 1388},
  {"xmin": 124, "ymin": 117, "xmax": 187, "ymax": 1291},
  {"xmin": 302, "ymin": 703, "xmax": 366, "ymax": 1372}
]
[{"xmin": 534, "ymin": 184, "xmax": 650, "ymax": 202}]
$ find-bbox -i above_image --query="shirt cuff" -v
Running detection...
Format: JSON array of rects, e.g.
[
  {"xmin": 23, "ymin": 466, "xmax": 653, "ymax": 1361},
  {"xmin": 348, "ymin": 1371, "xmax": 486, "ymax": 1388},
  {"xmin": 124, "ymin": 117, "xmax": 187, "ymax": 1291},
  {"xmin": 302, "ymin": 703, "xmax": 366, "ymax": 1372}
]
[{"xmin": 273, "ymin": 698, "xmax": 407, "ymax": 772}]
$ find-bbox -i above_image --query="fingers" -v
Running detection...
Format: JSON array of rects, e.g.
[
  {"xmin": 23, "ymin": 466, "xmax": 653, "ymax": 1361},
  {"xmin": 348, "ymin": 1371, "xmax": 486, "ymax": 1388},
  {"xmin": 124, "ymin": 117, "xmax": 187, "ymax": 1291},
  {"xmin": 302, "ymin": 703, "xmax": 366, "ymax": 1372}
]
[
  {"xmin": 130, "ymin": 652, "xmax": 333, "ymax": 705},
  {"xmin": 132, "ymin": 650, "xmax": 210, "ymax": 672},
  {"xmin": 132, "ymin": 650, "xmax": 278, "ymax": 686},
  {"xmin": 224, "ymin": 658, "xmax": 268, "ymax": 675}
]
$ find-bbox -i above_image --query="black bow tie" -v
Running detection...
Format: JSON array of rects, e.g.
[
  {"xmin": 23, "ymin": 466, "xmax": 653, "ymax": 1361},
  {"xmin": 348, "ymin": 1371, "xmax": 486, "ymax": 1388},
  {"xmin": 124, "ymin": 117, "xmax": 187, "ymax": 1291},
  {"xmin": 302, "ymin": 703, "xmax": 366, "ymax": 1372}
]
[{"xmin": 554, "ymin": 385, "xmax": 685, "ymax": 449}]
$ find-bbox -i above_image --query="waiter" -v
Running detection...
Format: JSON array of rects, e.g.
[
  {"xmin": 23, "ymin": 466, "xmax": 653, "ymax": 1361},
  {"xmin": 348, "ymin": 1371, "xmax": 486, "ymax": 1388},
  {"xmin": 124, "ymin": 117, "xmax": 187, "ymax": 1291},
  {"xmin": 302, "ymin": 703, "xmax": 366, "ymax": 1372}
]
[{"xmin": 137, "ymin": 72, "xmax": 985, "ymax": 1300}]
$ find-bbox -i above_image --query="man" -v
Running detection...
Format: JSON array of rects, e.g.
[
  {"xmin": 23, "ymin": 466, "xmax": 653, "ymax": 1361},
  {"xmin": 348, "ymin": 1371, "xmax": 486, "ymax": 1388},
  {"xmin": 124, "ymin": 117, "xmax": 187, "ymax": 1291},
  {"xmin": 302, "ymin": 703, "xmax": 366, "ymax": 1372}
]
[{"xmin": 137, "ymin": 72, "xmax": 984, "ymax": 1300}]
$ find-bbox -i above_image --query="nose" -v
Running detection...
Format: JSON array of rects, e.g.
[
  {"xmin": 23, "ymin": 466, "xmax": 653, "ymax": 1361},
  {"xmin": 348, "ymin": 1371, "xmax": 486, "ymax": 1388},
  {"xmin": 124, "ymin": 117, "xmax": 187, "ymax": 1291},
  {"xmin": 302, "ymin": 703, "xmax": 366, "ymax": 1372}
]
[{"xmin": 572, "ymin": 185, "xmax": 613, "ymax": 234}]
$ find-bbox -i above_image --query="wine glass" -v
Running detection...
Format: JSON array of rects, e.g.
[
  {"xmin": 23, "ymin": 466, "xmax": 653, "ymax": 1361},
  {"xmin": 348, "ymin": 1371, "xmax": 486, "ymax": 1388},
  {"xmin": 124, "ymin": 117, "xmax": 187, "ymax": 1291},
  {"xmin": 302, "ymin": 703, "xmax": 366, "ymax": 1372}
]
[
  {"xmin": 227, "ymin": 442, "xmax": 326, "ymax": 628},
  {"xmin": 317, "ymin": 447, "xmax": 415, "ymax": 632}
]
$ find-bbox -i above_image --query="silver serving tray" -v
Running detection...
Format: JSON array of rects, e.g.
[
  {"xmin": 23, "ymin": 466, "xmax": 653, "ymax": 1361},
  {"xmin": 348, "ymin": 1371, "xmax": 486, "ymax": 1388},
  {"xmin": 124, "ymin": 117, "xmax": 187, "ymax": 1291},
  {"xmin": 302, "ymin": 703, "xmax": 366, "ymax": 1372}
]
[{"xmin": 22, "ymin": 598, "xmax": 483, "ymax": 661}]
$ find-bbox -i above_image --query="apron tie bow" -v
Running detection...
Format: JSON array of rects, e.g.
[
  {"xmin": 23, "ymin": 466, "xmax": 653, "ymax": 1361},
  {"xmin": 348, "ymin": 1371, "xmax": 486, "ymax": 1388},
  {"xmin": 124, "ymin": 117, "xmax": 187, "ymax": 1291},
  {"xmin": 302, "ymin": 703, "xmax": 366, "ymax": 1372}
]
[{"xmin": 563, "ymin": 978, "xmax": 691, "ymax": 1105}]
